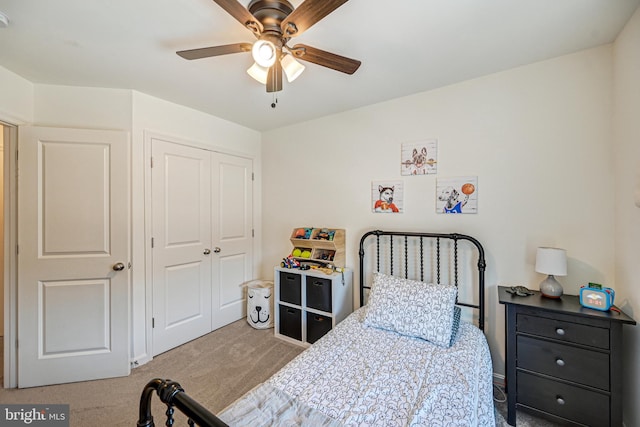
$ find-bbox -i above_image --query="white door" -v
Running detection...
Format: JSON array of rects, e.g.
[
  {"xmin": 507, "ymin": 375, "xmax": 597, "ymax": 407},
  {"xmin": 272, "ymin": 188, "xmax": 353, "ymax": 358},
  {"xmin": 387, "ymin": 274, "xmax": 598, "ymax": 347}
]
[
  {"xmin": 151, "ymin": 139, "xmax": 212, "ymax": 356},
  {"xmin": 211, "ymin": 153, "xmax": 253, "ymax": 329},
  {"xmin": 17, "ymin": 126, "xmax": 130, "ymax": 388}
]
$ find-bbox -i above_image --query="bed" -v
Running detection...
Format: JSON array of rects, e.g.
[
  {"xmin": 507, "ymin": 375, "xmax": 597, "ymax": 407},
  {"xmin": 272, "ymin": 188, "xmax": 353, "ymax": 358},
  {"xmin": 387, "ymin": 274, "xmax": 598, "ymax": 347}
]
[{"xmin": 137, "ymin": 230, "xmax": 495, "ymax": 427}]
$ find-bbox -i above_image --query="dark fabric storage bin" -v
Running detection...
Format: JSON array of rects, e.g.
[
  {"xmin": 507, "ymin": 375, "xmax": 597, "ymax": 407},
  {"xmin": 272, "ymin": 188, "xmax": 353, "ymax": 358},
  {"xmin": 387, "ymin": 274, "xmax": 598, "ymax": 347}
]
[
  {"xmin": 279, "ymin": 272, "xmax": 301, "ymax": 305},
  {"xmin": 306, "ymin": 312, "xmax": 332, "ymax": 344},
  {"xmin": 306, "ymin": 277, "xmax": 332, "ymax": 312},
  {"xmin": 278, "ymin": 305, "xmax": 302, "ymax": 340}
]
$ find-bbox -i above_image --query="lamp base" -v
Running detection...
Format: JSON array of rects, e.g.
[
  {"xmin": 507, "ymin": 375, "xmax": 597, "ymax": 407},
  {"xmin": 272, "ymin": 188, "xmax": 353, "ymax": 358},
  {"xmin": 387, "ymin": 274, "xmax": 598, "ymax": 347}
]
[{"xmin": 540, "ymin": 275, "xmax": 563, "ymax": 298}]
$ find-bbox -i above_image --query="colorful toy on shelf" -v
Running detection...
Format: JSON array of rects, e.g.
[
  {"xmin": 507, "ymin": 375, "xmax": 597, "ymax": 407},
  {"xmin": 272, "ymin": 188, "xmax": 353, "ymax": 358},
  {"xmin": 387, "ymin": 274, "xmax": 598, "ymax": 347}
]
[
  {"xmin": 310, "ymin": 265, "xmax": 335, "ymax": 275},
  {"xmin": 294, "ymin": 228, "xmax": 313, "ymax": 239},
  {"xmin": 314, "ymin": 228, "xmax": 335, "ymax": 241},
  {"xmin": 281, "ymin": 255, "xmax": 301, "ymax": 269}
]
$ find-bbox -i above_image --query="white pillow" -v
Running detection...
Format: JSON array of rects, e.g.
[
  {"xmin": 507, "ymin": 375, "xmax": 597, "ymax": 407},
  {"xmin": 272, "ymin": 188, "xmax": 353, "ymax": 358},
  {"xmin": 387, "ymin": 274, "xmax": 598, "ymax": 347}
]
[{"xmin": 363, "ymin": 272, "xmax": 458, "ymax": 347}]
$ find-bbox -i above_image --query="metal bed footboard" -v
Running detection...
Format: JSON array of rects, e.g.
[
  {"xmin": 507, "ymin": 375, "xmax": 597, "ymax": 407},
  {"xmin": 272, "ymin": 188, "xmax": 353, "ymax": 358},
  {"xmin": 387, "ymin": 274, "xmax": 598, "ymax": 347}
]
[
  {"xmin": 137, "ymin": 378, "xmax": 228, "ymax": 427},
  {"xmin": 358, "ymin": 230, "xmax": 487, "ymax": 330}
]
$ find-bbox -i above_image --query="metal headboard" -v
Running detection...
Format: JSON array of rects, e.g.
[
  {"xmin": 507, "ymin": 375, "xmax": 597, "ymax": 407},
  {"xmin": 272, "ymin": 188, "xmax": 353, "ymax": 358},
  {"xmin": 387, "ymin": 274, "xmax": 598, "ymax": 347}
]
[{"xmin": 358, "ymin": 230, "xmax": 487, "ymax": 331}]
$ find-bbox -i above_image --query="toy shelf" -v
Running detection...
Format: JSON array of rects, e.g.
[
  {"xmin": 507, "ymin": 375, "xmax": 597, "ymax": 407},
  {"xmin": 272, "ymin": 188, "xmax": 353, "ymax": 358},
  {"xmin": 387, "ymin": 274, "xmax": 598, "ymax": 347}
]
[{"xmin": 289, "ymin": 228, "xmax": 346, "ymax": 267}]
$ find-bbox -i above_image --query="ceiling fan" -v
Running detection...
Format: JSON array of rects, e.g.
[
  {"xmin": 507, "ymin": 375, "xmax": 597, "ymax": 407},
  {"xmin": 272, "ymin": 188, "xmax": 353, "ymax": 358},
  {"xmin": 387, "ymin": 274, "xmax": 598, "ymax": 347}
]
[{"xmin": 177, "ymin": 0, "xmax": 361, "ymax": 93}]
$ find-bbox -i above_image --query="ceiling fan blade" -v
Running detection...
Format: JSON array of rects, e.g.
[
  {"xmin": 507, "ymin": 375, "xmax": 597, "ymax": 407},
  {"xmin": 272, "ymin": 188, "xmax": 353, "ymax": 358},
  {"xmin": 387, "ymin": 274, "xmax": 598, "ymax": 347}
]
[
  {"xmin": 290, "ymin": 44, "xmax": 361, "ymax": 74},
  {"xmin": 211, "ymin": 0, "xmax": 263, "ymax": 35},
  {"xmin": 281, "ymin": 0, "xmax": 349, "ymax": 37},
  {"xmin": 266, "ymin": 59, "xmax": 283, "ymax": 93},
  {"xmin": 177, "ymin": 43, "xmax": 252, "ymax": 60}
]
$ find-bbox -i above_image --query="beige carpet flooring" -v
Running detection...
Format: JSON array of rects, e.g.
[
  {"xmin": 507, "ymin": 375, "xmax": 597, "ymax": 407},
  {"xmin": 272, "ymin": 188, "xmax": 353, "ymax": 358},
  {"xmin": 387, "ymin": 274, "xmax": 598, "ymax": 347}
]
[
  {"xmin": 1, "ymin": 323, "xmax": 559, "ymax": 426},
  {"xmin": 0, "ymin": 321, "xmax": 303, "ymax": 426}
]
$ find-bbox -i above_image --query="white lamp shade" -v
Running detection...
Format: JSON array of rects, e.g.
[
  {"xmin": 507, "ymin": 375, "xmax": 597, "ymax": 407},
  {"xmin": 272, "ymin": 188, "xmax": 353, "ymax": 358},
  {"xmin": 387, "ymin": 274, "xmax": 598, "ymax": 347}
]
[
  {"xmin": 247, "ymin": 62, "xmax": 268, "ymax": 85},
  {"xmin": 252, "ymin": 40, "xmax": 276, "ymax": 68},
  {"xmin": 535, "ymin": 247, "xmax": 567, "ymax": 276},
  {"xmin": 281, "ymin": 53, "xmax": 305, "ymax": 82}
]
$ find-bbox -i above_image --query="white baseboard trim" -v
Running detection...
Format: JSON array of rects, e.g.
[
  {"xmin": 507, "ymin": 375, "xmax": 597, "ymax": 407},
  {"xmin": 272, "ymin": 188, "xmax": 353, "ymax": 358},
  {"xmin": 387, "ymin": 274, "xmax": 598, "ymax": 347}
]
[{"xmin": 131, "ymin": 353, "xmax": 152, "ymax": 369}]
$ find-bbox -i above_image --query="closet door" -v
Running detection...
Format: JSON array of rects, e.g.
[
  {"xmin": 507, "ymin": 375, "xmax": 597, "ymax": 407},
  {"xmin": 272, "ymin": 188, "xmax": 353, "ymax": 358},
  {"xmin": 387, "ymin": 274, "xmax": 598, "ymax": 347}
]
[
  {"xmin": 211, "ymin": 153, "xmax": 254, "ymax": 329},
  {"xmin": 150, "ymin": 138, "xmax": 254, "ymax": 355},
  {"xmin": 151, "ymin": 139, "xmax": 212, "ymax": 356}
]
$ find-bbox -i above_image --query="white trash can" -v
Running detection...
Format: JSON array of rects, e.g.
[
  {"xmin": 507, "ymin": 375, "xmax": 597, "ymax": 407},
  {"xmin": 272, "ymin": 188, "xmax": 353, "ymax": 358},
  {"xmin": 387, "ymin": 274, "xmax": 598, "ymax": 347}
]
[{"xmin": 240, "ymin": 280, "xmax": 274, "ymax": 329}]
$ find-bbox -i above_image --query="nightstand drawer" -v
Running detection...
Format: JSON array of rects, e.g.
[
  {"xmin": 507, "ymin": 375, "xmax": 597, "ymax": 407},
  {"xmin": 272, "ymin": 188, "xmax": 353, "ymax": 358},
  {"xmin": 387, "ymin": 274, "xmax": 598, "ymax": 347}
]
[
  {"xmin": 517, "ymin": 335, "xmax": 609, "ymax": 390},
  {"xmin": 518, "ymin": 371, "xmax": 609, "ymax": 427},
  {"xmin": 517, "ymin": 313, "xmax": 609, "ymax": 349}
]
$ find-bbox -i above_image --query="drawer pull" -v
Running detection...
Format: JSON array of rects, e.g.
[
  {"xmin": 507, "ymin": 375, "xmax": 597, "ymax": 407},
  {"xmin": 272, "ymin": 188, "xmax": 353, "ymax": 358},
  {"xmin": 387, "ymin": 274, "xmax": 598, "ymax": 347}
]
[
  {"xmin": 555, "ymin": 328, "xmax": 566, "ymax": 336},
  {"xmin": 312, "ymin": 281, "xmax": 324, "ymax": 286},
  {"xmin": 556, "ymin": 358, "xmax": 565, "ymax": 367},
  {"xmin": 556, "ymin": 396, "xmax": 565, "ymax": 405}
]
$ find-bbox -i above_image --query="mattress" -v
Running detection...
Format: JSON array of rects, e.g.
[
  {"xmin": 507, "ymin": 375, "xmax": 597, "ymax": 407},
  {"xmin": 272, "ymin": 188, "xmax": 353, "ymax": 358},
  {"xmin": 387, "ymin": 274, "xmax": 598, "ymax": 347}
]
[{"xmin": 219, "ymin": 308, "xmax": 495, "ymax": 426}]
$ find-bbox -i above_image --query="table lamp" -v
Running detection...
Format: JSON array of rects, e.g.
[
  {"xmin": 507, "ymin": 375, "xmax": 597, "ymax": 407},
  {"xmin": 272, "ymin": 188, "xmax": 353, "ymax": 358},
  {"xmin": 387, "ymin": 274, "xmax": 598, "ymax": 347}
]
[{"xmin": 535, "ymin": 247, "xmax": 567, "ymax": 298}]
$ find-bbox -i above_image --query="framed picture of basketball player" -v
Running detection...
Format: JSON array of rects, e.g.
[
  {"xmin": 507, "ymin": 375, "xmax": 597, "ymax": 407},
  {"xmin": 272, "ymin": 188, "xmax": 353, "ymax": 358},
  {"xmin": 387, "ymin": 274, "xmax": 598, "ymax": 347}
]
[
  {"xmin": 436, "ymin": 176, "xmax": 478, "ymax": 214},
  {"xmin": 372, "ymin": 180, "xmax": 404, "ymax": 213}
]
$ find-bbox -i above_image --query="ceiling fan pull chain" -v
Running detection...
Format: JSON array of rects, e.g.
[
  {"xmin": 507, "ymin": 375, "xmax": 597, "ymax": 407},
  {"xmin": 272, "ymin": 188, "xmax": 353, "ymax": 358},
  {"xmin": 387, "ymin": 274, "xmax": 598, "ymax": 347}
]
[{"xmin": 270, "ymin": 66, "xmax": 278, "ymax": 108}]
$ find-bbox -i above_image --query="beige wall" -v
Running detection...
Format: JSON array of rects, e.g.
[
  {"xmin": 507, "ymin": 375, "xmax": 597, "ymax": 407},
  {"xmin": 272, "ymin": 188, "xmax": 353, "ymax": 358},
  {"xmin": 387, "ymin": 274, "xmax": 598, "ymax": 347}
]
[
  {"xmin": 613, "ymin": 6, "xmax": 640, "ymax": 427},
  {"xmin": 261, "ymin": 45, "xmax": 615, "ymax": 380},
  {"xmin": 0, "ymin": 66, "xmax": 34, "ymax": 124}
]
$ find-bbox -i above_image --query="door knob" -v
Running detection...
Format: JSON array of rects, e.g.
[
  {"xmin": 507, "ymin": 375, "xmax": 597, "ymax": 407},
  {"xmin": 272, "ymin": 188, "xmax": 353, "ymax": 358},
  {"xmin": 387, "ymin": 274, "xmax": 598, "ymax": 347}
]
[
  {"xmin": 204, "ymin": 248, "xmax": 211, "ymax": 255},
  {"xmin": 213, "ymin": 247, "xmax": 221, "ymax": 253},
  {"xmin": 113, "ymin": 262, "xmax": 126, "ymax": 271}
]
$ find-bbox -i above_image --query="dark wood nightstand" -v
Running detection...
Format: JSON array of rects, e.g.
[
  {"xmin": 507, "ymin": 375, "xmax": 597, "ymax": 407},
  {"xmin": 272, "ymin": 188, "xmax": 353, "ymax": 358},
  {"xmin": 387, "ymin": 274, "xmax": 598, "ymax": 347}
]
[{"xmin": 498, "ymin": 286, "xmax": 635, "ymax": 426}]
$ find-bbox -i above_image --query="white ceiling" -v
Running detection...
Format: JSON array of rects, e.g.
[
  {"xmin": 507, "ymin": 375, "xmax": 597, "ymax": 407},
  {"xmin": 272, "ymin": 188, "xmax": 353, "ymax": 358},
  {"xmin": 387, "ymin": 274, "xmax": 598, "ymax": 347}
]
[{"xmin": 0, "ymin": 1, "xmax": 638, "ymax": 131}]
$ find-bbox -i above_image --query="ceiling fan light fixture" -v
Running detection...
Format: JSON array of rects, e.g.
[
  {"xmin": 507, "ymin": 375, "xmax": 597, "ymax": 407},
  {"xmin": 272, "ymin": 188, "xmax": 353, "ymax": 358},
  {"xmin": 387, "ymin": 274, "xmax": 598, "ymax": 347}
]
[
  {"xmin": 281, "ymin": 53, "xmax": 305, "ymax": 82},
  {"xmin": 247, "ymin": 62, "xmax": 269, "ymax": 85},
  {"xmin": 252, "ymin": 40, "xmax": 276, "ymax": 68}
]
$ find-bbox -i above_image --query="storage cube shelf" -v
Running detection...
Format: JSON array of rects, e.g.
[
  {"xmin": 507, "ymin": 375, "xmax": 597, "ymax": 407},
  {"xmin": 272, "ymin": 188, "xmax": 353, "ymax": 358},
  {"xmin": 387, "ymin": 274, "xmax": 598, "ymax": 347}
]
[
  {"xmin": 275, "ymin": 266, "xmax": 353, "ymax": 347},
  {"xmin": 289, "ymin": 228, "xmax": 346, "ymax": 267}
]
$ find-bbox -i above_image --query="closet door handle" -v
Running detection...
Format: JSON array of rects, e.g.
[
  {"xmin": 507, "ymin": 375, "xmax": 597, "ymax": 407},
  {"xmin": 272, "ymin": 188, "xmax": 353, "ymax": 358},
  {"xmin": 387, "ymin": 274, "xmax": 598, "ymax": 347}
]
[
  {"xmin": 213, "ymin": 247, "xmax": 221, "ymax": 253},
  {"xmin": 112, "ymin": 262, "xmax": 125, "ymax": 271},
  {"xmin": 203, "ymin": 248, "xmax": 211, "ymax": 255}
]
